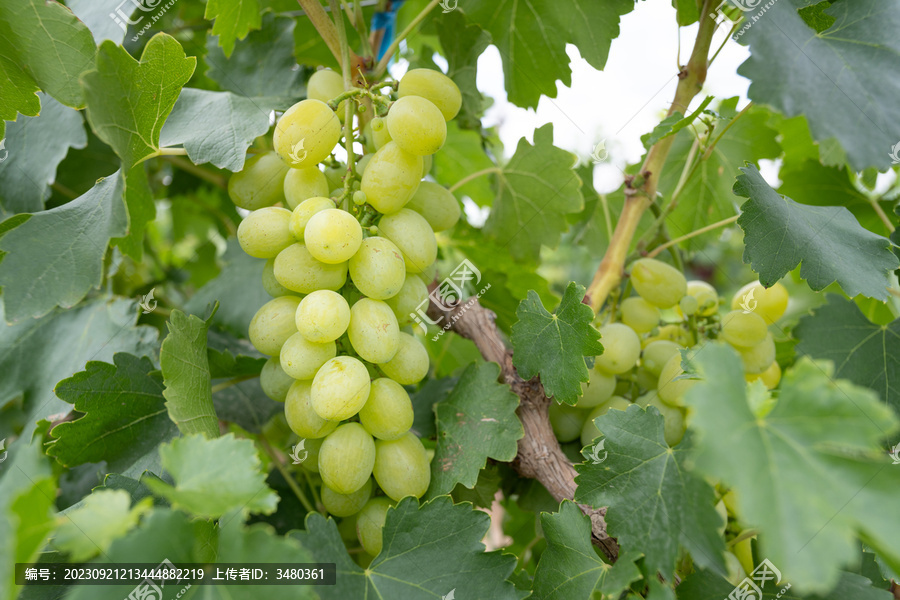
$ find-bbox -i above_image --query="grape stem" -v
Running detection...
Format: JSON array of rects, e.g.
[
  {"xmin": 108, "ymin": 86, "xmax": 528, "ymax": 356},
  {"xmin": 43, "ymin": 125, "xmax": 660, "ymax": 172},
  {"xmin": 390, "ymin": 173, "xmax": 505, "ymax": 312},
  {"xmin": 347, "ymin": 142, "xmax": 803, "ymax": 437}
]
[
  {"xmin": 448, "ymin": 167, "xmax": 503, "ymax": 193},
  {"xmin": 645, "ymin": 215, "xmax": 739, "ymax": 258},
  {"xmin": 297, "ymin": 0, "xmax": 345, "ymax": 68},
  {"xmin": 372, "ymin": 0, "xmax": 443, "ymax": 77},
  {"xmin": 585, "ymin": 0, "xmax": 718, "ymax": 313}
]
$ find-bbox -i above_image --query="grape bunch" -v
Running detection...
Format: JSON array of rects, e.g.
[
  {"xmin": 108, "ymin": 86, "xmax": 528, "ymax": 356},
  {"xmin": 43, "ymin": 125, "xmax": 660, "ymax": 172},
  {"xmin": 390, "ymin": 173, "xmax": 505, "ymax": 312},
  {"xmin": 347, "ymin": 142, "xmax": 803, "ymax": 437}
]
[
  {"xmin": 551, "ymin": 257, "xmax": 789, "ymax": 451},
  {"xmin": 228, "ymin": 68, "xmax": 463, "ymax": 559}
]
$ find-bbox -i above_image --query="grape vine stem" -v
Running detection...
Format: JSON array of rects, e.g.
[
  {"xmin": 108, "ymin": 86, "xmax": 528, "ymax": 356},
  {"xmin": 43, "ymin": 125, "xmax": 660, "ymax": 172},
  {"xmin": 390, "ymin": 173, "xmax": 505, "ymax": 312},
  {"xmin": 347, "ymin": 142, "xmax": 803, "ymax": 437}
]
[
  {"xmin": 646, "ymin": 215, "xmax": 739, "ymax": 258},
  {"xmin": 585, "ymin": 0, "xmax": 717, "ymax": 313}
]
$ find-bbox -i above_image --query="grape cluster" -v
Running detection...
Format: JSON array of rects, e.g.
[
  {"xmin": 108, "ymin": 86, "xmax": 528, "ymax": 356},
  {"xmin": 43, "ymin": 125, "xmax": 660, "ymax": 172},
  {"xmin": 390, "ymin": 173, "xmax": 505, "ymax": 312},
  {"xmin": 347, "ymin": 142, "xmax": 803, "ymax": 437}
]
[
  {"xmin": 552, "ymin": 257, "xmax": 789, "ymax": 451},
  {"xmin": 228, "ymin": 68, "xmax": 463, "ymax": 558}
]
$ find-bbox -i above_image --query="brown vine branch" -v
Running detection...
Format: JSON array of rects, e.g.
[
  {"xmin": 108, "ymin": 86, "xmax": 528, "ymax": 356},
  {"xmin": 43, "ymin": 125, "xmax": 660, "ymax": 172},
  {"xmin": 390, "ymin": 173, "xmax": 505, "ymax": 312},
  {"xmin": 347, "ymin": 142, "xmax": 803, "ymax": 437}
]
[
  {"xmin": 585, "ymin": 0, "xmax": 717, "ymax": 313},
  {"xmin": 427, "ymin": 296, "xmax": 620, "ymax": 561}
]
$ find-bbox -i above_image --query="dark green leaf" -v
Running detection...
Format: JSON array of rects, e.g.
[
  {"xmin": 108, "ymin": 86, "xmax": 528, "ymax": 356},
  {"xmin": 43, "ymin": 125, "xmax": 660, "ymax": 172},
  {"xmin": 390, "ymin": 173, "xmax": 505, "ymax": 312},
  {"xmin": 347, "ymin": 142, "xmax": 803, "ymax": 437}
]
[
  {"xmin": 677, "ymin": 568, "xmax": 892, "ymax": 600},
  {"xmin": 735, "ymin": 165, "xmax": 899, "ymax": 300},
  {"xmin": 451, "ymin": 465, "xmax": 503, "ymax": 509},
  {"xmin": 574, "ymin": 404, "xmax": 726, "ymax": 579},
  {"xmin": 437, "ymin": 10, "xmax": 490, "ymax": 129},
  {"xmin": 205, "ymin": 0, "xmax": 262, "ymax": 58},
  {"xmin": 432, "ymin": 121, "xmax": 495, "ymax": 207},
  {"xmin": 113, "ymin": 164, "xmax": 156, "ymax": 262},
  {"xmin": 410, "ymin": 375, "xmax": 456, "ymax": 439},
  {"xmin": 512, "ymin": 282, "xmax": 602, "ymax": 405},
  {"xmin": 427, "ymin": 362, "xmax": 523, "ymax": 497}
]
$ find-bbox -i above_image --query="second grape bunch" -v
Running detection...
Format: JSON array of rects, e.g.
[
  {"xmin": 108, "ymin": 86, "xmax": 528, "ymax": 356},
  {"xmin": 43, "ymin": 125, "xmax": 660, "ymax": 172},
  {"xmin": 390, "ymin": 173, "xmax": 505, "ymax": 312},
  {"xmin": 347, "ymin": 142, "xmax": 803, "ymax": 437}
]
[{"xmin": 229, "ymin": 67, "xmax": 463, "ymax": 561}]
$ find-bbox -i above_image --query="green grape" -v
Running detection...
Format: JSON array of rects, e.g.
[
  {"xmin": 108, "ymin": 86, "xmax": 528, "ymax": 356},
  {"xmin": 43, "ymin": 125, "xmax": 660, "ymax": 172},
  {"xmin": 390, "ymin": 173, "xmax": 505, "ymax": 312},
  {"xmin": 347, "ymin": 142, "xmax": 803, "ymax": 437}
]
[
  {"xmin": 634, "ymin": 367, "xmax": 658, "ymax": 391},
  {"xmin": 378, "ymin": 332, "xmax": 428, "ymax": 384},
  {"xmin": 360, "ymin": 142, "xmax": 423, "ymax": 214},
  {"xmin": 385, "ymin": 275, "xmax": 428, "ymax": 326},
  {"xmin": 644, "ymin": 324, "xmax": 694, "ymax": 348},
  {"xmin": 620, "ymin": 296, "xmax": 660, "ymax": 334},
  {"xmin": 348, "ymin": 299, "xmax": 400, "ymax": 364},
  {"xmin": 337, "ymin": 513, "xmax": 358, "ymax": 541},
  {"xmin": 715, "ymin": 499, "xmax": 728, "ymax": 537},
  {"xmin": 284, "ymin": 167, "xmax": 329, "ymax": 210},
  {"xmin": 307, "ymin": 68, "xmax": 346, "ymax": 120},
  {"xmin": 629, "ymin": 258, "xmax": 687, "ymax": 308},
  {"xmin": 356, "ymin": 497, "xmax": 392, "ymax": 556},
  {"xmin": 249, "ymin": 296, "xmax": 302, "ymax": 356},
  {"xmin": 678, "ymin": 294, "xmax": 699, "ymax": 316},
  {"xmin": 274, "ymin": 243, "xmax": 348, "ymax": 294},
  {"xmin": 549, "ymin": 403, "xmax": 589, "ymax": 443},
  {"xmin": 725, "ymin": 551, "xmax": 746, "ymax": 587},
  {"xmin": 580, "ymin": 396, "xmax": 630, "ymax": 446},
  {"xmin": 295, "ymin": 290, "xmax": 351, "ymax": 343},
  {"xmin": 321, "ymin": 478, "xmax": 372, "ymax": 517},
  {"xmin": 685, "ymin": 280, "xmax": 719, "ymax": 316},
  {"xmin": 353, "ymin": 190, "xmax": 367, "ymax": 205},
  {"xmin": 310, "ymin": 355, "xmax": 371, "ymax": 421},
  {"xmin": 299, "ymin": 436, "xmax": 324, "ymax": 472},
  {"xmin": 289, "ymin": 196, "xmax": 334, "ymax": 241},
  {"xmin": 358, "ymin": 378, "xmax": 414, "ymax": 440},
  {"xmin": 324, "ymin": 164, "xmax": 345, "ymax": 190},
  {"xmin": 377, "ymin": 209, "xmax": 437, "ymax": 273},
  {"xmin": 356, "ymin": 155, "xmax": 373, "ymax": 178},
  {"xmin": 417, "ymin": 261, "xmax": 438, "ymax": 284},
  {"xmin": 319, "ymin": 422, "xmax": 376, "ymax": 494},
  {"xmin": 721, "ymin": 310, "xmax": 768, "ymax": 348},
  {"xmin": 260, "ymin": 356, "xmax": 294, "ymax": 402},
  {"xmin": 657, "ymin": 353, "xmax": 696, "ymax": 407},
  {"xmin": 648, "ymin": 395, "xmax": 686, "ymax": 446},
  {"xmin": 228, "ymin": 152, "xmax": 289, "ymax": 210},
  {"xmin": 422, "ymin": 154, "xmax": 433, "ymax": 177},
  {"xmin": 303, "ymin": 208, "xmax": 363, "ymax": 264},
  {"xmin": 404, "ymin": 181, "xmax": 460, "ymax": 232},
  {"xmin": 398, "ymin": 68, "xmax": 462, "ymax": 121},
  {"xmin": 273, "ymin": 99, "xmax": 341, "ymax": 168},
  {"xmin": 634, "ymin": 389, "xmax": 658, "ymax": 407},
  {"xmin": 368, "ymin": 117, "xmax": 393, "ymax": 150},
  {"xmin": 279, "ymin": 332, "xmax": 336, "ymax": 380},
  {"xmin": 738, "ymin": 332, "xmax": 775, "ymax": 374},
  {"xmin": 386, "ymin": 96, "xmax": 447, "ymax": 156},
  {"xmin": 348, "ymin": 236, "xmax": 406, "ymax": 300},
  {"xmin": 284, "ymin": 380, "xmax": 339, "ymax": 439},
  {"xmin": 237, "ymin": 207, "xmax": 294, "ymax": 259},
  {"xmin": 576, "ymin": 367, "xmax": 616, "ymax": 408},
  {"xmin": 731, "ymin": 281, "xmax": 788, "ymax": 325},
  {"xmin": 746, "ymin": 360, "xmax": 781, "ymax": 389},
  {"xmin": 373, "ymin": 432, "xmax": 431, "ymax": 501},
  {"xmin": 262, "ymin": 258, "xmax": 293, "ymax": 297},
  {"xmin": 733, "ymin": 534, "xmax": 755, "ymax": 577},
  {"xmin": 641, "ymin": 340, "xmax": 681, "ymax": 377},
  {"xmin": 595, "ymin": 323, "xmax": 641, "ymax": 374}
]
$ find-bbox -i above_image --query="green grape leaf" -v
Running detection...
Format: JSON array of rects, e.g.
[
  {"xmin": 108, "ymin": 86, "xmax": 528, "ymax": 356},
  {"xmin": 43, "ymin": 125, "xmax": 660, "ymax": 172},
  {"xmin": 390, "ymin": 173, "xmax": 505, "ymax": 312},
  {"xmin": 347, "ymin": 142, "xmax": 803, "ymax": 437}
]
[
  {"xmin": 54, "ymin": 490, "xmax": 152, "ymax": 561},
  {"xmin": 574, "ymin": 404, "xmax": 726, "ymax": 579},
  {"xmin": 672, "ymin": 0, "xmax": 699, "ymax": 26},
  {"xmin": 684, "ymin": 344, "xmax": 900, "ymax": 593},
  {"xmin": 82, "ymin": 35, "xmax": 196, "ymax": 170},
  {"xmin": 66, "ymin": 0, "xmax": 135, "ymax": 45},
  {"xmin": 161, "ymin": 89, "xmax": 282, "ymax": 172},
  {"xmin": 146, "ymin": 433, "xmax": 278, "ymax": 518},
  {"xmin": 0, "ymin": 170, "xmax": 135, "ymax": 323},
  {"xmin": 96, "ymin": 473, "xmax": 164, "ymax": 507},
  {"xmin": 205, "ymin": 0, "xmax": 261, "ymax": 58},
  {"xmin": 738, "ymin": 0, "xmax": 900, "ymax": 171},
  {"xmin": 410, "ymin": 375, "xmax": 455, "ymax": 439},
  {"xmin": 48, "ymin": 354, "xmax": 178, "ymax": 475},
  {"xmin": 207, "ymin": 330, "xmax": 278, "ymax": 434},
  {"xmin": 794, "ymin": 295, "xmax": 900, "ymax": 418},
  {"xmin": 451, "ymin": 465, "xmax": 503, "ymax": 509},
  {"xmin": 205, "ymin": 12, "xmax": 305, "ymax": 99},
  {"xmin": 427, "ymin": 362, "xmax": 523, "ymax": 497},
  {"xmin": 734, "ymin": 165, "xmax": 899, "ymax": 301},
  {"xmin": 676, "ymin": 569, "xmax": 892, "ymax": 600},
  {"xmin": 112, "ymin": 164, "xmax": 156, "ymax": 262},
  {"xmin": 294, "ymin": 496, "xmax": 523, "ymax": 599},
  {"xmin": 0, "ymin": 298, "xmax": 158, "ymax": 439},
  {"xmin": 641, "ymin": 96, "xmax": 713, "ymax": 149},
  {"xmin": 511, "ymin": 282, "xmax": 602, "ymax": 405},
  {"xmin": 656, "ymin": 102, "xmax": 780, "ymax": 250},
  {"xmin": 185, "ymin": 239, "xmax": 270, "ymax": 338},
  {"xmin": 532, "ymin": 501, "xmax": 642, "ymax": 599},
  {"xmin": 0, "ymin": 426, "xmax": 56, "ymax": 600},
  {"xmin": 432, "ymin": 121, "xmax": 495, "ymax": 207},
  {"xmin": 0, "ymin": 0, "xmax": 95, "ymax": 113},
  {"xmin": 0, "ymin": 94, "xmax": 87, "ymax": 216},
  {"xmin": 160, "ymin": 309, "xmax": 220, "ymax": 440},
  {"xmin": 484, "ymin": 124, "xmax": 583, "ymax": 261},
  {"xmin": 459, "ymin": 0, "xmax": 633, "ymax": 108},
  {"xmin": 437, "ymin": 10, "xmax": 490, "ymax": 129}
]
